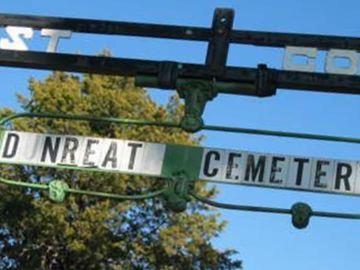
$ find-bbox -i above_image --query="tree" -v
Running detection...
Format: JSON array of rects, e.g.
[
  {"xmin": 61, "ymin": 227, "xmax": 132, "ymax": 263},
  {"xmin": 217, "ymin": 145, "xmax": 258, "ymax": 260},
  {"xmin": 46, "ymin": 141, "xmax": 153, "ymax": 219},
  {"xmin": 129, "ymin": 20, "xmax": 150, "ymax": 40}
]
[{"xmin": 0, "ymin": 71, "xmax": 242, "ymax": 269}]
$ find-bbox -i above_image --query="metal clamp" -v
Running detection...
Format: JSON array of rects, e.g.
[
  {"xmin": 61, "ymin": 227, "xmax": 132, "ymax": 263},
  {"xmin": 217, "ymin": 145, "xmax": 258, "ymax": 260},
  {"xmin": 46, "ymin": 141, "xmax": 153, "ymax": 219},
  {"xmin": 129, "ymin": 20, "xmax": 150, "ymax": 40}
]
[
  {"xmin": 48, "ymin": 180, "xmax": 69, "ymax": 202},
  {"xmin": 176, "ymin": 79, "xmax": 218, "ymax": 132},
  {"xmin": 162, "ymin": 171, "xmax": 194, "ymax": 213},
  {"xmin": 157, "ymin": 61, "xmax": 179, "ymax": 89},
  {"xmin": 291, "ymin": 202, "xmax": 313, "ymax": 229},
  {"xmin": 256, "ymin": 64, "xmax": 277, "ymax": 97}
]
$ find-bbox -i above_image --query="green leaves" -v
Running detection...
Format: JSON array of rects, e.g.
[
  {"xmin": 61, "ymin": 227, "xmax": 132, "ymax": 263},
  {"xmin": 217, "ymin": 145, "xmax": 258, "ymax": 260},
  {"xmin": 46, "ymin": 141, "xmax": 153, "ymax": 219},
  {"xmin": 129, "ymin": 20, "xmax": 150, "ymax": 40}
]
[{"xmin": 0, "ymin": 71, "xmax": 242, "ymax": 269}]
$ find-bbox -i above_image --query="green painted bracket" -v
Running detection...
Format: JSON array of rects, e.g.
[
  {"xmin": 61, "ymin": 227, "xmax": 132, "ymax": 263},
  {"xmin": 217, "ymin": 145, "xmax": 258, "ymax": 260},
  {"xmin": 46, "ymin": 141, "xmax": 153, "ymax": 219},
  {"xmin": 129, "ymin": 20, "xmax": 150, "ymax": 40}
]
[
  {"xmin": 161, "ymin": 144, "xmax": 203, "ymax": 212},
  {"xmin": 135, "ymin": 75, "xmax": 250, "ymax": 133},
  {"xmin": 162, "ymin": 171, "xmax": 193, "ymax": 213},
  {"xmin": 176, "ymin": 79, "xmax": 218, "ymax": 132},
  {"xmin": 291, "ymin": 202, "xmax": 313, "ymax": 229},
  {"xmin": 48, "ymin": 180, "xmax": 69, "ymax": 202}
]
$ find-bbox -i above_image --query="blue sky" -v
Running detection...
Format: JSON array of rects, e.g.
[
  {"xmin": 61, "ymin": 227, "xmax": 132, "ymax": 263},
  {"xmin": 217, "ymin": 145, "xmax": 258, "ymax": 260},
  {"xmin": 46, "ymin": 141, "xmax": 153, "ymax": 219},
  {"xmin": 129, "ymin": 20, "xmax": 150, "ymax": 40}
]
[{"xmin": 1, "ymin": 0, "xmax": 360, "ymax": 269}]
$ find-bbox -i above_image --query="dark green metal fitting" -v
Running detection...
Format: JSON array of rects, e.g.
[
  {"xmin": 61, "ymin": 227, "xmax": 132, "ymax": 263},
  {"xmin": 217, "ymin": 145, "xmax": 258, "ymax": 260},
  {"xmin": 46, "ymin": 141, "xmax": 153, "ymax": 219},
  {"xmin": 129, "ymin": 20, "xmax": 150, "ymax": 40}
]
[
  {"xmin": 162, "ymin": 171, "xmax": 194, "ymax": 213},
  {"xmin": 48, "ymin": 180, "xmax": 69, "ymax": 203},
  {"xmin": 134, "ymin": 75, "xmax": 218, "ymax": 133},
  {"xmin": 176, "ymin": 79, "xmax": 218, "ymax": 133},
  {"xmin": 291, "ymin": 202, "xmax": 313, "ymax": 229}
]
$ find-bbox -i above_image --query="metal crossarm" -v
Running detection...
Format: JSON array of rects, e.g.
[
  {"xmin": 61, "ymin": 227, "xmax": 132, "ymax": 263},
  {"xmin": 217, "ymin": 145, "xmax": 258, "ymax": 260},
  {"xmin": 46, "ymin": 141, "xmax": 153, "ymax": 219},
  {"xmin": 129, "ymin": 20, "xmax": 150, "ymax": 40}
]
[
  {"xmin": 2, "ymin": 49, "xmax": 360, "ymax": 94},
  {"xmin": 1, "ymin": 8, "xmax": 360, "ymax": 130},
  {"xmin": 1, "ymin": 49, "xmax": 360, "ymax": 94},
  {"xmin": 1, "ymin": 12, "xmax": 360, "ymax": 50}
]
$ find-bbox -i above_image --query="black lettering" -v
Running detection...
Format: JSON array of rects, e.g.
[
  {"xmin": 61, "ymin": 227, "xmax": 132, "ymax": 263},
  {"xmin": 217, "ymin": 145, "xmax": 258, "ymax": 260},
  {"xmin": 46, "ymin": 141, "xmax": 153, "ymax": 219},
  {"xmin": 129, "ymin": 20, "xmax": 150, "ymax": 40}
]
[
  {"xmin": 2, "ymin": 133, "xmax": 19, "ymax": 158},
  {"xmin": 335, "ymin": 163, "xmax": 352, "ymax": 191},
  {"xmin": 314, "ymin": 160, "xmax": 330, "ymax": 188},
  {"xmin": 127, "ymin": 143, "xmax": 143, "ymax": 170},
  {"xmin": 83, "ymin": 139, "xmax": 99, "ymax": 166},
  {"xmin": 226, "ymin": 153, "xmax": 242, "ymax": 180},
  {"xmin": 244, "ymin": 155, "xmax": 266, "ymax": 182},
  {"xmin": 203, "ymin": 151, "xmax": 220, "ymax": 177},
  {"xmin": 270, "ymin": 156, "xmax": 285, "ymax": 184},
  {"xmin": 102, "ymin": 142, "xmax": 118, "ymax": 168},
  {"xmin": 293, "ymin": 158, "xmax": 309, "ymax": 186},
  {"xmin": 41, "ymin": 137, "xmax": 61, "ymax": 163},
  {"xmin": 61, "ymin": 137, "xmax": 79, "ymax": 164}
]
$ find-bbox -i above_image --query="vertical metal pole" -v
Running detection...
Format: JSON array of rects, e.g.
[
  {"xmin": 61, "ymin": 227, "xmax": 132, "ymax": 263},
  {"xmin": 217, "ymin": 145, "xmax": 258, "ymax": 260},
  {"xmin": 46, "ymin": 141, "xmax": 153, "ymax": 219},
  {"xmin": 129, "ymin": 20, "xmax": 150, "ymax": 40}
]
[{"xmin": 205, "ymin": 8, "xmax": 234, "ymax": 76}]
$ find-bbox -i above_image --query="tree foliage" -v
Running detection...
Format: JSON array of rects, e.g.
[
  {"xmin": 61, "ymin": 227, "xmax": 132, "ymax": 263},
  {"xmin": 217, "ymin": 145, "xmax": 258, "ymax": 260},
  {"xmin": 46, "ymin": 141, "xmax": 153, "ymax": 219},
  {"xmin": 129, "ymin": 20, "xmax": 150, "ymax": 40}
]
[{"xmin": 0, "ymin": 71, "xmax": 242, "ymax": 269}]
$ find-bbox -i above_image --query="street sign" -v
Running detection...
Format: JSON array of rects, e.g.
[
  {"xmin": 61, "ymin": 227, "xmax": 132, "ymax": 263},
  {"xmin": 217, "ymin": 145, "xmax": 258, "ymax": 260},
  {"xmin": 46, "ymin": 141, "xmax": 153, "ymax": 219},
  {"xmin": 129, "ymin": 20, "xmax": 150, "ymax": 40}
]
[{"xmin": 1, "ymin": 130, "xmax": 359, "ymax": 197}]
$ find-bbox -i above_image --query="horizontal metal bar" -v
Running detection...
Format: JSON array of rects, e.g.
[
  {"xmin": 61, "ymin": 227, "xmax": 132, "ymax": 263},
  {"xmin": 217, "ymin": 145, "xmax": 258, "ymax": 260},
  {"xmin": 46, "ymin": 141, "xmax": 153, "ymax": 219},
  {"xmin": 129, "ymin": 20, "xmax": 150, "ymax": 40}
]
[
  {"xmin": 190, "ymin": 191, "xmax": 291, "ymax": 214},
  {"xmin": 1, "ymin": 49, "xmax": 360, "ymax": 95},
  {"xmin": 312, "ymin": 210, "xmax": 360, "ymax": 220},
  {"xmin": 0, "ymin": 49, "xmax": 256, "ymax": 83},
  {"xmin": 0, "ymin": 13, "xmax": 360, "ymax": 50},
  {"xmin": 276, "ymin": 70, "xmax": 360, "ymax": 94},
  {"xmin": 191, "ymin": 191, "xmax": 360, "ymax": 220},
  {"xmin": 0, "ymin": 49, "xmax": 160, "ymax": 77},
  {"xmin": 135, "ymin": 76, "xmax": 256, "ymax": 95},
  {"xmin": 0, "ymin": 13, "xmax": 212, "ymax": 41},
  {"xmin": 230, "ymin": 30, "xmax": 360, "ymax": 51},
  {"xmin": 2, "ymin": 112, "xmax": 360, "ymax": 144},
  {"xmin": 0, "ymin": 112, "xmax": 178, "ymax": 128},
  {"xmin": 0, "ymin": 177, "xmax": 165, "ymax": 200},
  {"xmin": 66, "ymin": 187, "xmax": 165, "ymax": 201},
  {"xmin": 203, "ymin": 124, "xmax": 360, "ymax": 144},
  {"xmin": 0, "ymin": 177, "xmax": 48, "ymax": 190}
]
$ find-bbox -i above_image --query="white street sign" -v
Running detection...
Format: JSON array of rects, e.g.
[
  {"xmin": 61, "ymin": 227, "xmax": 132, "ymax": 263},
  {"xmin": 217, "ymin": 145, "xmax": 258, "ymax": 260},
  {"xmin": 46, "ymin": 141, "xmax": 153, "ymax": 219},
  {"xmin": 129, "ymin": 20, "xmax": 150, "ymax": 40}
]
[{"xmin": 0, "ymin": 130, "xmax": 359, "ymax": 196}]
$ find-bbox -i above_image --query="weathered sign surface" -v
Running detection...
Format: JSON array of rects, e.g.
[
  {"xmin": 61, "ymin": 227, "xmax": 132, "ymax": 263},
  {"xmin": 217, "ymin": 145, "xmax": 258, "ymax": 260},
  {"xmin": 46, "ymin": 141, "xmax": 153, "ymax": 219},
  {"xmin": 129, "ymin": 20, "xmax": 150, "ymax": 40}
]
[{"xmin": 1, "ymin": 130, "xmax": 359, "ymax": 196}]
